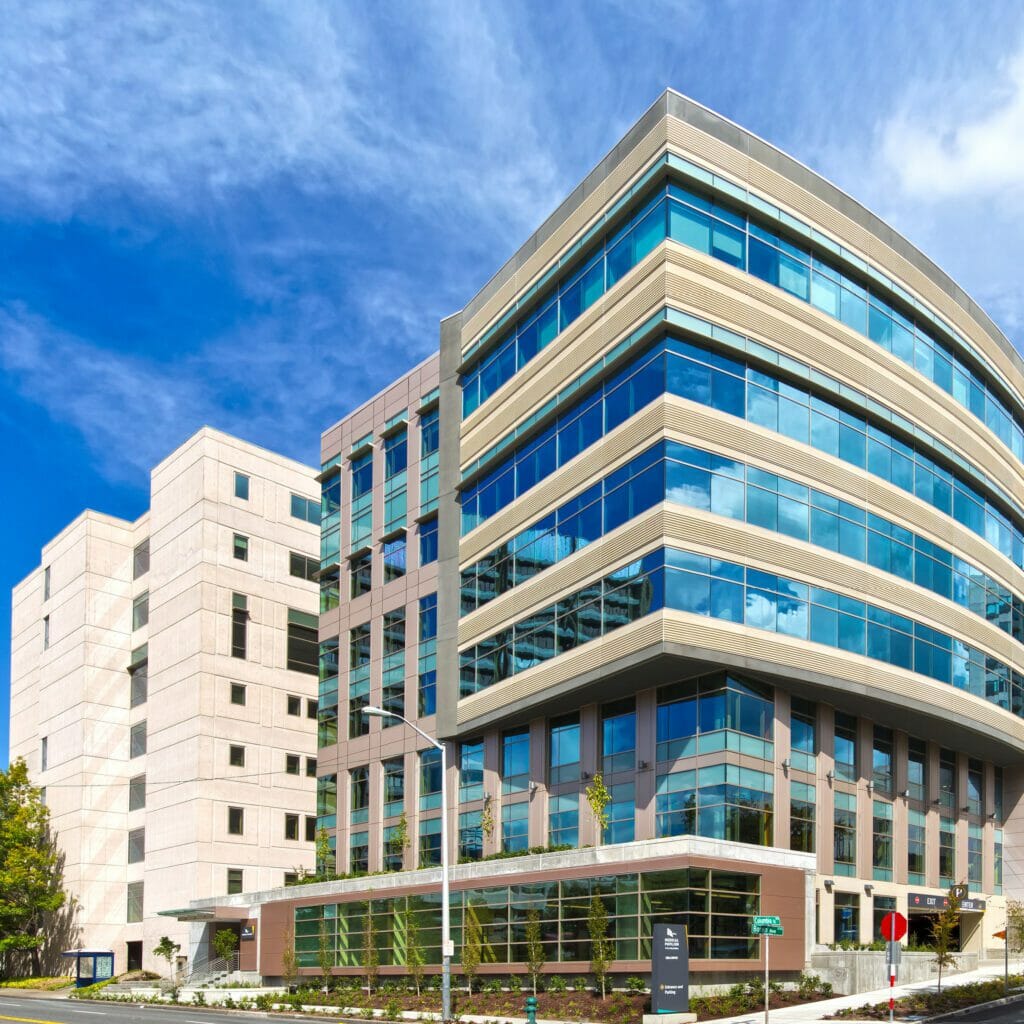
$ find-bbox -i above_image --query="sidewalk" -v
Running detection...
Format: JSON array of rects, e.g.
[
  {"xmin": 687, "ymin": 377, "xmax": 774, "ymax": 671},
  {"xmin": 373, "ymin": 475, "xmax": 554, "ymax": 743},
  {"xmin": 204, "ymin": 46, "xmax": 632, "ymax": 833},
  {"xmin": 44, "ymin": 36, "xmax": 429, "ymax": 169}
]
[
  {"xmin": 709, "ymin": 960, "xmax": 1024, "ymax": 1024},
  {"xmin": 0, "ymin": 987, "xmax": 73, "ymax": 999}
]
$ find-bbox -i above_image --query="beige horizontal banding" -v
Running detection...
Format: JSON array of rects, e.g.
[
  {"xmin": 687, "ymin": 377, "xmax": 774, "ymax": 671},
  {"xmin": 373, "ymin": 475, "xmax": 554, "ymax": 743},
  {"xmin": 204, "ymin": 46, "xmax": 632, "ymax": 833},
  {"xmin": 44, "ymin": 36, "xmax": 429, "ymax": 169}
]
[
  {"xmin": 461, "ymin": 246, "xmax": 1024, "ymax": 518},
  {"xmin": 461, "ymin": 115, "xmax": 1022, "ymax": 419},
  {"xmin": 458, "ymin": 502, "xmax": 1023, "ymax": 677},
  {"xmin": 455, "ymin": 609, "xmax": 1024, "ymax": 752},
  {"xmin": 460, "ymin": 395, "xmax": 1024, "ymax": 611}
]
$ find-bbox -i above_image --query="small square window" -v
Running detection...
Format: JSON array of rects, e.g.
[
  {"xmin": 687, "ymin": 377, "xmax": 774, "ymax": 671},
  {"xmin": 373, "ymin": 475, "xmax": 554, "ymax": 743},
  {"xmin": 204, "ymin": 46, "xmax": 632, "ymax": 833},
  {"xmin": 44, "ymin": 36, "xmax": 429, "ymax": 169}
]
[
  {"xmin": 306, "ymin": 757, "xmax": 318, "ymax": 777},
  {"xmin": 132, "ymin": 592, "xmax": 149, "ymax": 631},
  {"xmin": 305, "ymin": 816, "xmax": 317, "ymax": 842},
  {"xmin": 233, "ymin": 534, "xmax": 249, "ymax": 561},
  {"xmin": 285, "ymin": 754, "xmax": 300, "ymax": 775},
  {"xmin": 133, "ymin": 540, "xmax": 150, "ymax": 580},
  {"xmin": 228, "ymin": 806, "xmax": 244, "ymax": 835},
  {"xmin": 230, "ymin": 745, "xmax": 246, "ymax": 768},
  {"xmin": 287, "ymin": 695, "xmax": 301, "ymax": 716},
  {"xmin": 230, "ymin": 683, "xmax": 246, "ymax": 706},
  {"xmin": 128, "ymin": 827, "xmax": 145, "ymax": 864},
  {"xmin": 130, "ymin": 722, "xmax": 147, "ymax": 758},
  {"xmin": 285, "ymin": 813, "xmax": 299, "ymax": 841},
  {"xmin": 227, "ymin": 868, "xmax": 243, "ymax": 895},
  {"xmin": 129, "ymin": 774, "xmax": 146, "ymax": 811},
  {"xmin": 306, "ymin": 699, "xmax": 318, "ymax": 719},
  {"xmin": 127, "ymin": 881, "xmax": 144, "ymax": 923},
  {"xmin": 284, "ymin": 871, "xmax": 298, "ymax": 885},
  {"xmin": 234, "ymin": 472, "xmax": 249, "ymax": 500}
]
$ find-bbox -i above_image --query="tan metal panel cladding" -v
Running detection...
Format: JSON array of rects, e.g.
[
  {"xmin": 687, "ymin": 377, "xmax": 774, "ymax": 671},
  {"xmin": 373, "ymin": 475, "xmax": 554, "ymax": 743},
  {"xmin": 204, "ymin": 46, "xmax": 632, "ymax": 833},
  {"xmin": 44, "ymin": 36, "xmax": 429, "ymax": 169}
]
[
  {"xmin": 460, "ymin": 396, "xmax": 1024, "ymax": 608},
  {"xmin": 660, "ymin": 249, "xmax": 1024, "ymax": 494},
  {"xmin": 457, "ymin": 616, "xmax": 665, "ymax": 724},
  {"xmin": 462, "ymin": 244, "xmax": 1023, "ymax": 506},
  {"xmin": 456, "ymin": 611, "xmax": 1024, "ymax": 750},
  {"xmin": 462, "ymin": 400, "xmax": 666, "ymax": 557},
  {"xmin": 459, "ymin": 118, "xmax": 671, "ymax": 352},
  {"xmin": 459, "ymin": 502, "xmax": 1022, "ymax": 672},
  {"xmin": 663, "ymin": 121, "xmax": 1023, "ymax": 400},
  {"xmin": 460, "ymin": 511, "xmax": 665, "ymax": 641},
  {"xmin": 665, "ymin": 120, "xmax": 754, "ymax": 181},
  {"xmin": 461, "ymin": 260, "xmax": 669, "ymax": 466}
]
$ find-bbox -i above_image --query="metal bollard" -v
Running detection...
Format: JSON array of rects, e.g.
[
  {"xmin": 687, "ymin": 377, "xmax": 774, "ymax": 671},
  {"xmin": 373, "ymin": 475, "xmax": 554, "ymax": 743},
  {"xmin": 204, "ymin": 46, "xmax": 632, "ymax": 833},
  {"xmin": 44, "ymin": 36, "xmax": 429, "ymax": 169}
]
[{"xmin": 525, "ymin": 995, "xmax": 538, "ymax": 1024}]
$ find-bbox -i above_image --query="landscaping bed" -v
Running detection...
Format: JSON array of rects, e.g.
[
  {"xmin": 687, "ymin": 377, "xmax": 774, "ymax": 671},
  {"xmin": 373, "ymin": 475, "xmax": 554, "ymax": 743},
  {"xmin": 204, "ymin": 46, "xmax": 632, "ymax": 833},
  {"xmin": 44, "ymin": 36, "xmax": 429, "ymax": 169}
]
[
  {"xmin": 827, "ymin": 976, "xmax": 1024, "ymax": 1019},
  {"xmin": 0, "ymin": 977, "xmax": 74, "ymax": 990}
]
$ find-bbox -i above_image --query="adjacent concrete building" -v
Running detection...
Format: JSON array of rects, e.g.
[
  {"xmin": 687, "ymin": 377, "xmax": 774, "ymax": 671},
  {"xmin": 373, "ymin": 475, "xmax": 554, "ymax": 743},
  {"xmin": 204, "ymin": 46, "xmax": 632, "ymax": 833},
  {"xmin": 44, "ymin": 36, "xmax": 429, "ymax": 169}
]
[{"xmin": 9, "ymin": 428, "xmax": 322, "ymax": 974}]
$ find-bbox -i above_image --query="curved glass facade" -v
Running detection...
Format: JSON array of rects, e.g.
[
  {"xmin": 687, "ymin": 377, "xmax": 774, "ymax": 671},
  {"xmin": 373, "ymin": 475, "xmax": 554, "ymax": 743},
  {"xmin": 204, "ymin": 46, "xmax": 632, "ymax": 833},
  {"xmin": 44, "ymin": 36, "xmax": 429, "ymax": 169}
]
[
  {"xmin": 461, "ymin": 336, "xmax": 1024, "ymax": 571},
  {"xmin": 461, "ymin": 179, "xmax": 1024, "ymax": 471},
  {"xmin": 460, "ymin": 440, "xmax": 1024, "ymax": 646},
  {"xmin": 458, "ymin": 546, "xmax": 1023, "ymax": 715}
]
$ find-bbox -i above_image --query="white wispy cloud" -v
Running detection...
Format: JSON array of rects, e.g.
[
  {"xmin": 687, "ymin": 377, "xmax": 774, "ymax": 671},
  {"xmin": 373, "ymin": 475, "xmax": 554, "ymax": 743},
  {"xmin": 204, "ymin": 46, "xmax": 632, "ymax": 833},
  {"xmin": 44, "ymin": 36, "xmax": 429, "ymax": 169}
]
[
  {"xmin": 0, "ymin": 0, "xmax": 566, "ymax": 238},
  {"xmin": 880, "ymin": 47, "xmax": 1024, "ymax": 200},
  {"xmin": 0, "ymin": 0, "xmax": 594, "ymax": 482}
]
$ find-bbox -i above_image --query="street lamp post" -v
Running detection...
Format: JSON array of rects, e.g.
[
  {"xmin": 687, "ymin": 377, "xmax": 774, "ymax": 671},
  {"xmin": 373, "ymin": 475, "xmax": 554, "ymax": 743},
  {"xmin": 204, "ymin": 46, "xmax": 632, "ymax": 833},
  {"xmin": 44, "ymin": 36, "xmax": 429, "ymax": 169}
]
[{"xmin": 364, "ymin": 706, "xmax": 452, "ymax": 1023}]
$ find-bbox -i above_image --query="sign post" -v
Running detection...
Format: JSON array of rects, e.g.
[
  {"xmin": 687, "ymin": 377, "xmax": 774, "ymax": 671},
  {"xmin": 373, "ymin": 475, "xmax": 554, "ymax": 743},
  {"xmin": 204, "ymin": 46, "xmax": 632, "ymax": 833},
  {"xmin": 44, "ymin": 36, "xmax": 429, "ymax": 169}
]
[
  {"xmin": 880, "ymin": 911, "xmax": 907, "ymax": 1024},
  {"xmin": 750, "ymin": 916, "xmax": 784, "ymax": 1024},
  {"xmin": 651, "ymin": 923, "xmax": 690, "ymax": 1014}
]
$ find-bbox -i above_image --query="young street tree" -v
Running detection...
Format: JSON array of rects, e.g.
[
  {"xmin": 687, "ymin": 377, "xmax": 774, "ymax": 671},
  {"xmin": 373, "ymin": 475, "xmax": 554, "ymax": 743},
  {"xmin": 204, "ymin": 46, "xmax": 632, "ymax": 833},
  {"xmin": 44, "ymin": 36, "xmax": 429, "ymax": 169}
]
[
  {"xmin": 153, "ymin": 936, "xmax": 180, "ymax": 993},
  {"xmin": 588, "ymin": 894, "xmax": 614, "ymax": 998},
  {"xmin": 525, "ymin": 909, "xmax": 546, "ymax": 996},
  {"xmin": 403, "ymin": 903, "xmax": 425, "ymax": 997},
  {"xmin": 362, "ymin": 902, "xmax": 379, "ymax": 995},
  {"xmin": 0, "ymin": 759, "xmax": 67, "ymax": 977},
  {"xmin": 280, "ymin": 922, "xmax": 299, "ymax": 991},
  {"xmin": 462, "ymin": 902, "xmax": 482, "ymax": 994},
  {"xmin": 212, "ymin": 927, "xmax": 239, "ymax": 965},
  {"xmin": 932, "ymin": 885, "xmax": 962, "ymax": 993},
  {"xmin": 317, "ymin": 919, "xmax": 334, "ymax": 991}
]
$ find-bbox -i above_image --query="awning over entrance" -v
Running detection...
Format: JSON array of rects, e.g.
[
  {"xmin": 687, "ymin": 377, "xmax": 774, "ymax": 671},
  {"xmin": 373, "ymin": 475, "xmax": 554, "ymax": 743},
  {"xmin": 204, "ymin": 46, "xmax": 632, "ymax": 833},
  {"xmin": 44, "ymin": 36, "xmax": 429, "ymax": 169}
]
[{"xmin": 158, "ymin": 905, "xmax": 252, "ymax": 922}]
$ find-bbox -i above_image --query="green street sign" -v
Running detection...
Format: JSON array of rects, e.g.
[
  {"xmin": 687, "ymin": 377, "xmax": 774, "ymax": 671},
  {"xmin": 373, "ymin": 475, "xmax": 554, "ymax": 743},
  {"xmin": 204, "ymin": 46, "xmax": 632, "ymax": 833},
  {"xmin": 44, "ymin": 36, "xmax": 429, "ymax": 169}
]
[
  {"xmin": 752, "ymin": 924, "xmax": 784, "ymax": 936},
  {"xmin": 753, "ymin": 915, "xmax": 781, "ymax": 928}
]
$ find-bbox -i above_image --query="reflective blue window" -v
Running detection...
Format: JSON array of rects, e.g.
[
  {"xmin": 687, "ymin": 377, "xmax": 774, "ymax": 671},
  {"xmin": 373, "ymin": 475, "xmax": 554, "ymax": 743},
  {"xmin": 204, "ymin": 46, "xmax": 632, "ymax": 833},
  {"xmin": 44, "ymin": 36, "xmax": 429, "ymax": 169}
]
[
  {"xmin": 462, "ymin": 179, "xmax": 1024, "ymax": 487},
  {"xmin": 459, "ymin": 546, "xmax": 1024, "ymax": 724},
  {"xmin": 461, "ymin": 335, "xmax": 1024, "ymax": 585},
  {"xmin": 461, "ymin": 437, "xmax": 1024, "ymax": 651}
]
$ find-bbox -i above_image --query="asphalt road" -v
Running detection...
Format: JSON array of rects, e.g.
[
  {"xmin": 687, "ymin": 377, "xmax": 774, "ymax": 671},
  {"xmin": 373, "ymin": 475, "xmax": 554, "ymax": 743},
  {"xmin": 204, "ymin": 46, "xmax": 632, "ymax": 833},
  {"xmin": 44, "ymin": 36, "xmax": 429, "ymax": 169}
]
[{"xmin": 0, "ymin": 996, "xmax": 264, "ymax": 1024}]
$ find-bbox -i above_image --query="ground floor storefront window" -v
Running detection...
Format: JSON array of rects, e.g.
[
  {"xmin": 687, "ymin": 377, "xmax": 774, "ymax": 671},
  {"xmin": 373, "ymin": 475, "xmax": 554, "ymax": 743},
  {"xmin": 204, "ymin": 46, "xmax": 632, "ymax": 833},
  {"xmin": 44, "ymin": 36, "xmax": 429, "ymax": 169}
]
[{"xmin": 294, "ymin": 867, "xmax": 762, "ymax": 967}]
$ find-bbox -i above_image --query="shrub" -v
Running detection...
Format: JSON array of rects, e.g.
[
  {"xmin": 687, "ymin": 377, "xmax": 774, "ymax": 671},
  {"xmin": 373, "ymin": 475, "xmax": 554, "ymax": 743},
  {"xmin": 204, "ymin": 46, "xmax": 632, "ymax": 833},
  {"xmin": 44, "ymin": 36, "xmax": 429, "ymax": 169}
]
[
  {"xmin": 572, "ymin": 976, "xmax": 587, "ymax": 992},
  {"xmin": 545, "ymin": 975, "xmax": 568, "ymax": 993},
  {"xmin": 507, "ymin": 974, "xmax": 523, "ymax": 992},
  {"xmin": 625, "ymin": 976, "xmax": 646, "ymax": 992},
  {"xmin": 483, "ymin": 978, "xmax": 502, "ymax": 994},
  {"xmin": 384, "ymin": 997, "xmax": 402, "ymax": 1021}
]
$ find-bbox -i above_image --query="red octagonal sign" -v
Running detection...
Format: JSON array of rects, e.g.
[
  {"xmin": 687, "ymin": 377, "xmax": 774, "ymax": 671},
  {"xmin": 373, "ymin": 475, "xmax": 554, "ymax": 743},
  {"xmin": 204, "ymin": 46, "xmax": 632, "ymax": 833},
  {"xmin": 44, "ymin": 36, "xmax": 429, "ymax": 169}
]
[{"xmin": 881, "ymin": 911, "xmax": 907, "ymax": 942}]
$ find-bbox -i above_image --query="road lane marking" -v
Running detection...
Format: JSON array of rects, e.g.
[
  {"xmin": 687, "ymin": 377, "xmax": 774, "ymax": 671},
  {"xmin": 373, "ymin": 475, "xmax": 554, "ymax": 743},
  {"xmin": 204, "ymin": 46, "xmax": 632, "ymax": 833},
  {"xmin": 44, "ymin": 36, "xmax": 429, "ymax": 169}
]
[
  {"xmin": 69, "ymin": 1012, "xmax": 104, "ymax": 1016},
  {"xmin": 0, "ymin": 1014, "xmax": 68, "ymax": 1024}
]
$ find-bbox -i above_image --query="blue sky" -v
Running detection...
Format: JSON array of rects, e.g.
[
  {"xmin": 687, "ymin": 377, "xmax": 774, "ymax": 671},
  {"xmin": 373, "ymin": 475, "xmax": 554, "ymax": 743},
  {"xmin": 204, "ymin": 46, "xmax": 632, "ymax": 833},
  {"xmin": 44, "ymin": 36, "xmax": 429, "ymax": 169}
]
[{"xmin": 3, "ymin": 0, "xmax": 1024, "ymax": 764}]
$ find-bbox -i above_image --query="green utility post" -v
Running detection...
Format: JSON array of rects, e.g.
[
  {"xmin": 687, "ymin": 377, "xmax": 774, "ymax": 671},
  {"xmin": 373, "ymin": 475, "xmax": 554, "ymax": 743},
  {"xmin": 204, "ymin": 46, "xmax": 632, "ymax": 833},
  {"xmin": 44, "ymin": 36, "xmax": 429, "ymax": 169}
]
[
  {"xmin": 525, "ymin": 995, "xmax": 537, "ymax": 1024},
  {"xmin": 750, "ymin": 916, "xmax": 784, "ymax": 1024}
]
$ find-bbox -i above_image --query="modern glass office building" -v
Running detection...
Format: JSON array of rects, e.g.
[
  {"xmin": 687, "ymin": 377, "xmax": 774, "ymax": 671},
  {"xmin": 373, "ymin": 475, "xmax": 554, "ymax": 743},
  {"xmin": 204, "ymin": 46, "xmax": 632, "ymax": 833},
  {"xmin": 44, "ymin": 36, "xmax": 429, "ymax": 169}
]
[{"xmin": 172, "ymin": 91, "xmax": 1024, "ymax": 987}]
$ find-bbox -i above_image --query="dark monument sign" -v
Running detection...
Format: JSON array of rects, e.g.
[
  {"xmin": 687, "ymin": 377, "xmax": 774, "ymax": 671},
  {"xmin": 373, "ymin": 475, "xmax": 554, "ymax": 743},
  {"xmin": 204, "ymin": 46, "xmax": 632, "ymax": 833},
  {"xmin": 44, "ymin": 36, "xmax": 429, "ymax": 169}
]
[{"xmin": 651, "ymin": 923, "xmax": 689, "ymax": 1013}]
